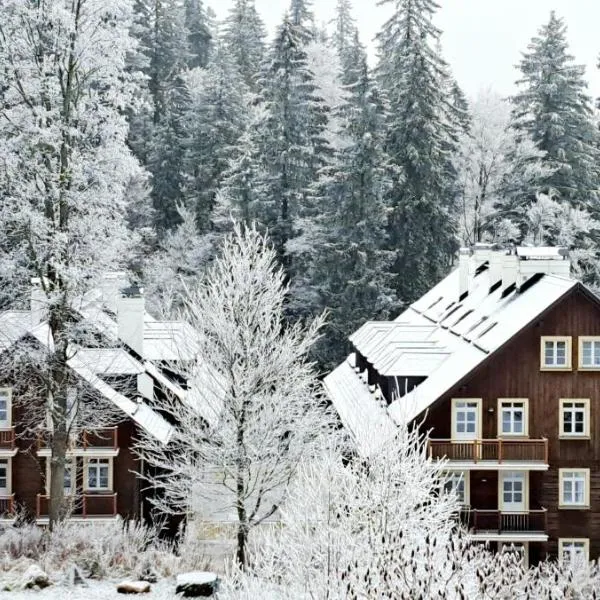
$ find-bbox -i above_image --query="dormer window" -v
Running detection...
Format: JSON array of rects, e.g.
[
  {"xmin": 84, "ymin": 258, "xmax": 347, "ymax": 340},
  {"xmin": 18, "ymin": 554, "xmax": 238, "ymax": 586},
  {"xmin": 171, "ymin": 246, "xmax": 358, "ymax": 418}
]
[{"xmin": 540, "ymin": 336, "xmax": 572, "ymax": 371}]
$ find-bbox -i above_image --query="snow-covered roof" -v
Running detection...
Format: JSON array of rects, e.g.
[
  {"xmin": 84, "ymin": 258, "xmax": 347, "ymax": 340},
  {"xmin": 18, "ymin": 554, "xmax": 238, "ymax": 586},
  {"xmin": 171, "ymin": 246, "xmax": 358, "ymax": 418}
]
[
  {"xmin": 391, "ymin": 270, "xmax": 576, "ymax": 424},
  {"xmin": 325, "ymin": 248, "xmax": 581, "ymax": 454},
  {"xmin": 323, "ymin": 355, "xmax": 398, "ymax": 457},
  {"xmin": 74, "ymin": 348, "xmax": 145, "ymax": 375},
  {"xmin": 0, "ymin": 312, "xmax": 173, "ymax": 444},
  {"xmin": 143, "ymin": 320, "xmax": 199, "ymax": 362}
]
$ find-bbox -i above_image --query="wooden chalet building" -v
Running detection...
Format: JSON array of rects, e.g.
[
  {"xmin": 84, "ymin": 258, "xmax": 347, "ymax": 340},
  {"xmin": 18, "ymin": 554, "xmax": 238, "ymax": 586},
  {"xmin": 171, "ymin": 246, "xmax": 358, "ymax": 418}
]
[
  {"xmin": 0, "ymin": 273, "xmax": 205, "ymax": 525},
  {"xmin": 325, "ymin": 245, "xmax": 600, "ymax": 566}
]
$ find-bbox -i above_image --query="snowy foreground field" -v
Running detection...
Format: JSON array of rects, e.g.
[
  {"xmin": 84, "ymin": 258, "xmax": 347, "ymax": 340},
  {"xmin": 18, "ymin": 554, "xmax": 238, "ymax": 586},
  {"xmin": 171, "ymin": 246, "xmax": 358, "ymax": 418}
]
[{"xmin": 0, "ymin": 580, "xmax": 179, "ymax": 599}]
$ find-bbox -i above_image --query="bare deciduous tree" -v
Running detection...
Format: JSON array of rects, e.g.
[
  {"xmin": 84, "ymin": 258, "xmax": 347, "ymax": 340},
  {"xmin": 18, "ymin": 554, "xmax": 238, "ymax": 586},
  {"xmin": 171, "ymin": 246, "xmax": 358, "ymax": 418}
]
[{"xmin": 139, "ymin": 224, "xmax": 331, "ymax": 568}]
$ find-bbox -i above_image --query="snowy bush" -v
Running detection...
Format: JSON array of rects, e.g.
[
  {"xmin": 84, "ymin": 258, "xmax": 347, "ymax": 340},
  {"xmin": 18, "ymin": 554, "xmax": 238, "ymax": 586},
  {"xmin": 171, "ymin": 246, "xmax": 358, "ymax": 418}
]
[{"xmin": 0, "ymin": 518, "xmax": 209, "ymax": 581}]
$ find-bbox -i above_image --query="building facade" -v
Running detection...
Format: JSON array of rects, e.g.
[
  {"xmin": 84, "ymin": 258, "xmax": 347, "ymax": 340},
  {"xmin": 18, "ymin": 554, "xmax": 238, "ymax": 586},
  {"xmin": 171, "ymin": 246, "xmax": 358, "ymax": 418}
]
[
  {"xmin": 325, "ymin": 245, "xmax": 600, "ymax": 565},
  {"xmin": 0, "ymin": 273, "xmax": 201, "ymax": 525}
]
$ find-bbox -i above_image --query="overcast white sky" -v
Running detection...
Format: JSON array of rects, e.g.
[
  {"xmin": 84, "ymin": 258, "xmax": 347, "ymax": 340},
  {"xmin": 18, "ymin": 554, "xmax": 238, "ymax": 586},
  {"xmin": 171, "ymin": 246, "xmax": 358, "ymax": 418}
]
[{"xmin": 206, "ymin": 0, "xmax": 600, "ymax": 99}]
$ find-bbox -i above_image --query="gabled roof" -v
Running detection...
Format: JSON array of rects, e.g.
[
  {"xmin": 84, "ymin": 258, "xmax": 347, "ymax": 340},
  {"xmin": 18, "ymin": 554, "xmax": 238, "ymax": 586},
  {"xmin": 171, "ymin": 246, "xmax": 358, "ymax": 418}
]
[
  {"xmin": 0, "ymin": 312, "xmax": 174, "ymax": 444},
  {"xmin": 323, "ymin": 354, "xmax": 398, "ymax": 457},
  {"xmin": 324, "ymin": 259, "xmax": 580, "ymax": 456}
]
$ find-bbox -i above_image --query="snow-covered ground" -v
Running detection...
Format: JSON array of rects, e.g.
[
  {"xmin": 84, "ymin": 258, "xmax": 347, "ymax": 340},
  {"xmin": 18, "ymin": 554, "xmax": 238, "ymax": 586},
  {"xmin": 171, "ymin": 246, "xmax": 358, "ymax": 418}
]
[{"xmin": 1, "ymin": 579, "xmax": 180, "ymax": 599}]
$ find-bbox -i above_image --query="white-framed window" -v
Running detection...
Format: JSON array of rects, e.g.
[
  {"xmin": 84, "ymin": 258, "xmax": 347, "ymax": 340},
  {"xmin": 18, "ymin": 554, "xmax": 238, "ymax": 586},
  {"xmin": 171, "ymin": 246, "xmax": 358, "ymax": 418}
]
[
  {"xmin": 498, "ymin": 399, "xmax": 528, "ymax": 436},
  {"xmin": 540, "ymin": 336, "xmax": 572, "ymax": 370},
  {"xmin": 578, "ymin": 337, "xmax": 600, "ymax": 369},
  {"xmin": 84, "ymin": 458, "xmax": 113, "ymax": 492},
  {"xmin": 559, "ymin": 469, "xmax": 590, "ymax": 508},
  {"xmin": 559, "ymin": 399, "xmax": 590, "ymax": 438},
  {"xmin": 442, "ymin": 471, "xmax": 469, "ymax": 506},
  {"xmin": 451, "ymin": 399, "xmax": 482, "ymax": 440},
  {"xmin": 559, "ymin": 538, "xmax": 589, "ymax": 563},
  {"xmin": 0, "ymin": 389, "xmax": 12, "ymax": 428},
  {"xmin": 499, "ymin": 471, "xmax": 527, "ymax": 512},
  {"xmin": 0, "ymin": 459, "xmax": 11, "ymax": 495}
]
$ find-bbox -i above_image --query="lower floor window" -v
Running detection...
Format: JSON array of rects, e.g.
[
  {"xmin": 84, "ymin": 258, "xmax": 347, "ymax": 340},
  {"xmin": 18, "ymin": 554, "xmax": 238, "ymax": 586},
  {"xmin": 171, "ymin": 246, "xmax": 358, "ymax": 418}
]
[
  {"xmin": 86, "ymin": 458, "xmax": 112, "ymax": 491},
  {"xmin": 443, "ymin": 472, "xmax": 468, "ymax": 505},
  {"xmin": 0, "ymin": 459, "xmax": 8, "ymax": 493},
  {"xmin": 559, "ymin": 538, "xmax": 589, "ymax": 563}
]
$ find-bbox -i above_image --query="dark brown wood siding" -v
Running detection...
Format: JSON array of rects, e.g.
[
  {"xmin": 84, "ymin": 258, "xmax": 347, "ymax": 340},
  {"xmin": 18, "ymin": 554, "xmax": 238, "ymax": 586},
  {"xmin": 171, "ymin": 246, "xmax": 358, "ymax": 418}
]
[{"xmin": 421, "ymin": 287, "xmax": 600, "ymax": 560}]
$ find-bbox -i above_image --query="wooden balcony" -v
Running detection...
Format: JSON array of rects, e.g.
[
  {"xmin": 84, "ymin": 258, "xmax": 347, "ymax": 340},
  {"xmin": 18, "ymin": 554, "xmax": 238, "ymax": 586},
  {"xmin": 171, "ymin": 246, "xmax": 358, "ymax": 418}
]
[
  {"xmin": 37, "ymin": 427, "xmax": 118, "ymax": 451},
  {"xmin": 36, "ymin": 493, "xmax": 118, "ymax": 519},
  {"xmin": 0, "ymin": 428, "xmax": 15, "ymax": 451},
  {"xmin": 0, "ymin": 494, "xmax": 15, "ymax": 516},
  {"xmin": 428, "ymin": 439, "xmax": 548, "ymax": 469},
  {"xmin": 460, "ymin": 508, "xmax": 547, "ymax": 537}
]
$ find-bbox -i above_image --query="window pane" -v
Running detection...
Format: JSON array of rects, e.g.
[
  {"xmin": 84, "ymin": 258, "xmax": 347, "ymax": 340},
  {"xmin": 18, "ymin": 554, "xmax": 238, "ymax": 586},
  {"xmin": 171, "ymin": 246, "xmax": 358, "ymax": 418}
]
[{"xmin": 545, "ymin": 342, "xmax": 554, "ymax": 364}]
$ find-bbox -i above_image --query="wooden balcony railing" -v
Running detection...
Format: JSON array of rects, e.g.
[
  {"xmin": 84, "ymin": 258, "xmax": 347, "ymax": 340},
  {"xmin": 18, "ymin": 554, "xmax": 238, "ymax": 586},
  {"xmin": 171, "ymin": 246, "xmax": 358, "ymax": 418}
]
[
  {"xmin": 460, "ymin": 508, "xmax": 547, "ymax": 534},
  {"xmin": 37, "ymin": 427, "xmax": 118, "ymax": 451},
  {"xmin": 0, "ymin": 428, "xmax": 15, "ymax": 451},
  {"xmin": 36, "ymin": 493, "xmax": 118, "ymax": 518},
  {"xmin": 428, "ymin": 439, "xmax": 548, "ymax": 463},
  {"xmin": 0, "ymin": 494, "xmax": 15, "ymax": 516}
]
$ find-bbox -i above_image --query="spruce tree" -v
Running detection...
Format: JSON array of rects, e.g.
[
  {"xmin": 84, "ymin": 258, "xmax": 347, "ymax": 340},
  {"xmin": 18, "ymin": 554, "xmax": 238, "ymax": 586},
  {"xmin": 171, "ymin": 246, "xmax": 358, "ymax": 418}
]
[
  {"xmin": 129, "ymin": 0, "xmax": 190, "ymax": 231},
  {"xmin": 183, "ymin": 43, "xmax": 248, "ymax": 229},
  {"xmin": 510, "ymin": 12, "xmax": 600, "ymax": 210},
  {"xmin": 309, "ymin": 37, "xmax": 396, "ymax": 367},
  {"xmin": 184, "ymin": 0, "xmax": 212, "ymax": 69},
  {"xmin": 252, "ymin": 16, "xmax": 332, "ymax": 271},
  {"xmin": 377, "ymin": 0, "xmax": 462, "ymax": 304},
  {"xmin": 289, "ymin": 0, "xmax": 315, "ymax": 43},
  {"xmin": 332, "ymin": 0, "xmax": 357, "ymax": 84},
  {"xmin": 221, "ymin": 0, "xmax": 266, "ymax": 92}
]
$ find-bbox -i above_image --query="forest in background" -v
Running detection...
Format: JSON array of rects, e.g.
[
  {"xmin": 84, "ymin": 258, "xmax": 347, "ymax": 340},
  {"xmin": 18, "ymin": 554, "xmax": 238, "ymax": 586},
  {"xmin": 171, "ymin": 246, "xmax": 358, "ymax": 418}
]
[{"xmin": 2, "ymin": 0, "xmax": 600, "ymax": 371}]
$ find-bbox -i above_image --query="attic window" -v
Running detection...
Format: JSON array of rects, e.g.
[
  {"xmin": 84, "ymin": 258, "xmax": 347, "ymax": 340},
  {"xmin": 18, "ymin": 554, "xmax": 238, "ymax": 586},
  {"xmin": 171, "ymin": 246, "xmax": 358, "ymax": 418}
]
[
  {"xmin": 427, "ymin": 297, "xmax": 443, "ymax": 310},
  {"xmin": 465, "ymin": 316, "xmax": 488, "ymax": 335},
  {"xmin": 477, "ymin": 322, "xmax": 497, "ymax": 339},
  {"xmin": 452, "ymin": 309, "xmax": 474, "ymax": 327},
  {"xmin": 501, "ymin": 283, "xmax": 516, "ymax": 298},
  {"xmin": 440, "ymin": 304, "xmax": 462, "ymax": 323}
]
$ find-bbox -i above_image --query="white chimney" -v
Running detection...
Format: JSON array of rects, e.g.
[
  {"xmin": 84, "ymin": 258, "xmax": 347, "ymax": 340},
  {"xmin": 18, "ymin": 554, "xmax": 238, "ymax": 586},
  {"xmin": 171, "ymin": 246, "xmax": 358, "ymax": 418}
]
[
  {"xmin": 117, "ymin": 286, "xmax": 145, "ymax": 358},
  {"xmin": 516, "ymin": 247, "xmax": 571, "ymax": 289},
  {"xmin": 471, "ymin": 243, "xmax": 493, "ymax": 270},
  {"xmin": 488, "ymin": 249, "xmax": 504, "ymax": 290},
  {"xmin": 30, "ymin": 278, "xmax": 47, "ymax": 327},
  {"xmin": 500, "ymin": 251, "xmax": 519, "ymax": 295},
  {"xmin": 458, "ymin": 248, "xmax": 471, "ymax": 300},
  {"xmin": 101, "ymin": 272, "xmax": 129, "ymax": 313}
]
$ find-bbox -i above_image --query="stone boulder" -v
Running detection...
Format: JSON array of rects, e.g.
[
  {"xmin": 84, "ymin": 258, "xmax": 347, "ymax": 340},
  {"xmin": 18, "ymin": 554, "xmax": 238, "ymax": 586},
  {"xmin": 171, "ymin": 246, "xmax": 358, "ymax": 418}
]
[
  {"xmin": 116, "ymin": 580, "xmax": 151, "ymax": 594},
  {"xmin": 175, "ymin": 572, "xmax": 219, "ymax": 597},
  {"xmin": 21, "ymin": 564, "xmax": 51, "ymax": 590}
]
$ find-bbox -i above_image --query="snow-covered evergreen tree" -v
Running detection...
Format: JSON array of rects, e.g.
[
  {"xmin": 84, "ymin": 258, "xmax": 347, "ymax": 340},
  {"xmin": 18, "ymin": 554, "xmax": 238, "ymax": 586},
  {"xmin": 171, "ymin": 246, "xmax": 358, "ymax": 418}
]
[
  {"xmin": 0, "ymin": 0, "xmax": 143, "ymax": 527},
  {"xmin": 147, "ymin": 76, "xmax": 191, "ymax": 231},
  {"xmin": 129, "ymin": 0, "xmax": 190, "ymax": 231},
  {"xmin": 184, "ymin": 0, "xmax": 212, "ymax": 68},
  {"xmin": 252, "ymin": 16, "xmax": 332, "ymax": 270},
  {"xmin": 305, "ymin": 39, "xmax": 396, "ymax": 368},
  {"xmin": 183, "ymin": 43, "xmax": 248, "ymax": 229},
  {"xmin": 290, "ymin": 0, "xmax": 315, "ymax": 42},
  {"xmin": 221, "ymin": 0, "xmax": 266, "ymax": 91},
  {"xmin": 510, "ymin": 11, "xmax": 600, "ymax": 209},
  {"xmin": 376, "ymin": 0, "xmax": 462, "ymax": 305},
  {"xmin": 332, "ymin": 0, "xmax": 357, "ymax": 84}
]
